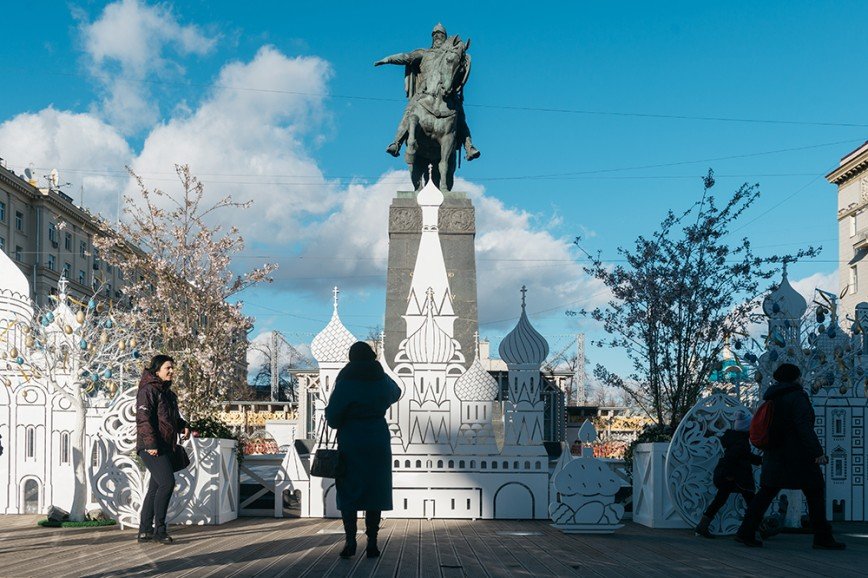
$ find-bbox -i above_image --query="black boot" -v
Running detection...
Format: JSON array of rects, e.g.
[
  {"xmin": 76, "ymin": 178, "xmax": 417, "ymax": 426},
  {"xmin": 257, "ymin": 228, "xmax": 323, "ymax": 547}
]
[
  {"xmin": 339, "ymin": 511, "xmax": 357, "ymax": 558},
  {"xmin": 694, "ymin": 515, "xmax": 713, "ymax": 539},
  {"xmin": 735, "ymin": 529, "xmax": 763, "ymax": 547},
  {"xmin": 813, "ymin": 533, "xmax": 846, "ymax": 550},
  {"xmin": 365, "ymin": 510, "xmax": 381, "ymax": 558}
]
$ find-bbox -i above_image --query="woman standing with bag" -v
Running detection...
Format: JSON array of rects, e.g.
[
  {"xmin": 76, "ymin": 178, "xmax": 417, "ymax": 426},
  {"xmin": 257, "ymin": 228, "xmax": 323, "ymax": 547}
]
[
  {"xmin": 325, "ymin": 342, "xmax": 401, "ymax": 559},
  {"xmin": 135, "ymin": 354, "xmax": 190, "ymax": 544}
]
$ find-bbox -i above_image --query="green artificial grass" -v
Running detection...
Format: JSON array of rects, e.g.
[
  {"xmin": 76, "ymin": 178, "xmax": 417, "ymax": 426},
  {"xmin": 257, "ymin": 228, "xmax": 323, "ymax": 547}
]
[{"xmin": 37, "ymin": 518, "xmax": 117, "ymax": 528}]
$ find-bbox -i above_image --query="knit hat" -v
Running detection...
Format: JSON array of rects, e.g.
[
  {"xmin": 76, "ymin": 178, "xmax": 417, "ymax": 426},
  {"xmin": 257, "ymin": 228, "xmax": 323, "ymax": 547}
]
[
  {"xmin": 348, "ymin": 341, "xmax": 376, "ymax": 362},
  {"xmin": 772, "ymin": 362, "xmax": 801, "ymax": 383},
  {"xmin": 733, "ymin": 412, "xmax": 752, "ymax": 432}
]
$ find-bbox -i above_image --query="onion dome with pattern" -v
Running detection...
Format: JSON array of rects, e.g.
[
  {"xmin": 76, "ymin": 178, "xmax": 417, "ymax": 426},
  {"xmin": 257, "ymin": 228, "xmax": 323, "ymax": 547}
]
[
  {"xmin": 498, "ymin": 286, "xmax": 549, "ymax": 366},
  {"xmin": 762, "ymin": 269, "xmax": 807, "ymax": 320},
  {"xmin": 405, "ymin": 288, "xmax": 457, "ymax": 364},
  {"xmin": 454, "ymin": 355, "xmax": 499, "ymax": 401},
  {"xmin": 310, "ymin": 287, "xmax": 356, "ymax": 364},
  {"xmin": 0, "ymin": 247, "xmax": 33, "ymax": 327}
]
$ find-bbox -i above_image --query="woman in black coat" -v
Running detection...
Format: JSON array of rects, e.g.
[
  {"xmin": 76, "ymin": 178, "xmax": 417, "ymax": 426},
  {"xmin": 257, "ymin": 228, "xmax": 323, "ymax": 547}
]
[
  {"xmin": 695, "ymin": 412, "xmax": 761, "ymax": 538},
  {"xmin": 325, "ymin": 342, "xmax": 401, "ymax": 559},
  {"xmin": 736, "ymin": 363, "xmax": 845, "ymax": 549},
  {"xmin": 135, "ymin": 355, "xmax": 189, "ymax": 544}
]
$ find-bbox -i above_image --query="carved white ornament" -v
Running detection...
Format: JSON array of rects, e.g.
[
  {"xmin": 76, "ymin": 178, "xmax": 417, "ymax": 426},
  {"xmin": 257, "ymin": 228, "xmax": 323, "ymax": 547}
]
[
  {"xmin": 549, "ymin": 420, "xmax": 624, "ymax": 533},
  {"xmin": 665, "ymin": 393, "xmax": 755, "ymax": 535},
  {"xmin": 89, "ymin": 386, "xmax": 198, "ymax": 529}
]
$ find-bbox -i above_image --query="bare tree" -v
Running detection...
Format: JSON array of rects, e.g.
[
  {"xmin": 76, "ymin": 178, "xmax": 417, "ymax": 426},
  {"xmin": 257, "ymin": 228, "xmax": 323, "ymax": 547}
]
[
  {"xmin": 579, "ymin": 170, "xmax": 819, "ymax": 428},
  {"xmin": 248, "ymin": 330, "xmax": 313, "ymax": 401}
]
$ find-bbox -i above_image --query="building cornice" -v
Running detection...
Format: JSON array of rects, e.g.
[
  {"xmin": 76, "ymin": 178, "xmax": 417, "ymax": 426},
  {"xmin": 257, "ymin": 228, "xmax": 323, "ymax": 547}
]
[{"xmin": 827, "ymin": 143, "xmax": 868, "ymax": 185}]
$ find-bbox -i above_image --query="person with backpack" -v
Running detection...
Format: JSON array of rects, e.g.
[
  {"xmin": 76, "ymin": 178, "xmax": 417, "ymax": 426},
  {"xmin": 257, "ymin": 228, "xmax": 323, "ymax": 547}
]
[
  {"xmin": 695, "ymin": 411, "xmax": 761, "ymax": 538},
  {"xmin": 735, "ymin": 363, "xmax": 845, "ymax": 549}
]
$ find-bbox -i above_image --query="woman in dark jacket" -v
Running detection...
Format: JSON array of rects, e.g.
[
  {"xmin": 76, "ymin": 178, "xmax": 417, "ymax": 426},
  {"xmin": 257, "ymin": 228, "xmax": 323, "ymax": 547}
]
[
  {"xmin": 325, "ymin": 342, "xmax": 401, "ymax": 559},
  {"xmin": 695, "ymin": 412, "xmax": 761, "ymax": 537},
  {"xmin": 736, "ymin": 363, "xmax": 844, "ymax": 549},
  {"xmin": 135, "ymin": 354, "xmax": 189, "ymax": 544}
]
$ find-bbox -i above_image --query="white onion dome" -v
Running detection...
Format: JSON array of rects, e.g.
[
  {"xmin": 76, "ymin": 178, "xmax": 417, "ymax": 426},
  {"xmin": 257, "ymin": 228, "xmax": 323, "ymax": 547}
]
[
  {"xmin": 417, "ymin": 168, "xmax": 445, "ymax": 207},
  {"xmin": 0, "ymin": 249, "xmax": 33, "ymax": 327},
  {"xmin": 310, "ymin": 287, "xmax": 356, "ymax": 364},
  {"xmin": 454, "ymin": 356, "xmax": 499, "ymax": 401},
  {"xmin": 762, "ymin": 270, "xmax": 807, "ymax": 320},
  {"xmin": 405, "ymin": 288, "xmax": 456, "ymax": 364},
  {"xmin": 499, "ymin": 287, "xmax": 549, "ymax": 366}
]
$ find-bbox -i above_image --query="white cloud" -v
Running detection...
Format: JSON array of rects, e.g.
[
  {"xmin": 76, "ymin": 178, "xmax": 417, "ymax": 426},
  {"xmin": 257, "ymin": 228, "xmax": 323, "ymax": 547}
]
[
  {"xmin": 789, "ymin": 270, "xmax": 838, "ymax": 304},
  {"xmin": 130, "ymin": 46, "xmax": 336, "ymax": 243},
  {"xmin": 80, "ymin": 0, "xmax": 216, "ymax": 134},
  {"xmin": 0, "ymin": 107, "xmax": 132, "ymax": 215}
]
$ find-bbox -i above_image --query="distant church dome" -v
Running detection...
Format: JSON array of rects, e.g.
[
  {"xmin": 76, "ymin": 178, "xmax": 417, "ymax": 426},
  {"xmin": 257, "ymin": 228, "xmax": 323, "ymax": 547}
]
[
  {"xmin": 762, "ymin": 269, "xmax": 807, "ymax": 320},
  {"xmin": 499, "ymin": 286, "xmax": 549, "ymax": 366},
  {"xmin": 310, "ymin": 287, "xmax": 356, "ymax": 364}
]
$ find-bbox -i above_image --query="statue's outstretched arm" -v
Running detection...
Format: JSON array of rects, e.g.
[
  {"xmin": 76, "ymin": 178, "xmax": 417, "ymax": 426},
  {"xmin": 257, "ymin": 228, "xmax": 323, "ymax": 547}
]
[{"xmin": 374, "ymin": 49, "xmax": 423, "ymax": 67}]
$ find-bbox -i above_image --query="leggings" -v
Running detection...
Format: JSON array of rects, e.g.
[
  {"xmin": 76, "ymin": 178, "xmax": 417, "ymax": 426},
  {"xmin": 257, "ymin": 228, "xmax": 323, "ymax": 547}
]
[
  {"xmin": 703, "ymin": 479, "xmax": 755, "ymax": 519},
  {"xmin": 138, "ymin": 450, "xmax": 175, "ymax": 536}
]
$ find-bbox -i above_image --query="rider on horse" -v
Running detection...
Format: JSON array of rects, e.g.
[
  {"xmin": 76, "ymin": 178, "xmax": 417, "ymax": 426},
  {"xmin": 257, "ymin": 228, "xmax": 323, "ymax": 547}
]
[{"xmin": 375, "ymin": 23, "xmax": 480, "ymax": 162}]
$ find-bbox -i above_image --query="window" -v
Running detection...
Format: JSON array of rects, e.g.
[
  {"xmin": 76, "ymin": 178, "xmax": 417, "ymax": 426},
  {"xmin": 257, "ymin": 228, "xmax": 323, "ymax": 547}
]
[
  {"xmin": 831, "ymin": 448, "xmax": 847, "ymax": 481},
  {"xmin": 851, "ymin": 214, "xmax": 858, "ymax": 237},
  {"xmin": 15, "ymin": 211, "xmax": 23, "ymax": 230},
  {"xmin": 48, "ymin": 222, "xmax": 57, "ymax": 243},
  {"xmin": 78, "ymin": 270, "xmax": 86, "ymax": 285},
  {"xmin": 60, "ymin": 432, "xmax": 70, "ymax": 464},
  {"xmin": 79, "ymin": 241, "xmax": 87, "ymax": 258},
  {"xmin": 0, "ymin": 201, "xmax": 5, "ymax": 221},
  {"xmin": 63, "ymin": 262, "xmax": 71, "ymax": 279},
  {"xmin": 850, "ymin": 265, "xmax": 858, "ymax": 295},
  {"xmin": 64, "ymin": 232, "xmax": 72, "ymax": 251},
  {"xmin": 833, "ymin": 411, "xmax": 845, "ymax": 437},
  {"xmin": 25, "ymin": 426, "xmax": 36, "ymax": 459},
  {"xmin": 47, "ymin": 254, "xmax": 56, "ymax": 271},
  {"xmin": 15, "ymin": 246, "xmax": 22, "ymax": 261}
]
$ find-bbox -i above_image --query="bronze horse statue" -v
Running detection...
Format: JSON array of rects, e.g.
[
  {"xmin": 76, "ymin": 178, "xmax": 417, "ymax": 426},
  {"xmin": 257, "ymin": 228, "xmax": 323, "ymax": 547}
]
[{"xmin": 376, "ymin": 35, "xmax": 474, "ymax": 191}]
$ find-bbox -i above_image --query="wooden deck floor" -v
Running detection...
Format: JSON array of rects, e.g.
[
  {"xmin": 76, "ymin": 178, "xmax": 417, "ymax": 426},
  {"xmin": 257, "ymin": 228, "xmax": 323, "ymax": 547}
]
[{"xmin": 0, "ymin": 515, "xmax": 865, "ymax": 577}]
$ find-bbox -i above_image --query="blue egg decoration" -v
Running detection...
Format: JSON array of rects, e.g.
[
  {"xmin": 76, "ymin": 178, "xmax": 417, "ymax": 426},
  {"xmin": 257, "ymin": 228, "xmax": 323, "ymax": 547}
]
[
  {"xmin": 132, "ymin": 350, "xmax": 141, "ymax": 359},
  {"xmin": 90, "ymin": 373, "xmax": 99, "ymax": 382},
  {"xmin": 46, "ymin": 312, "xmax": 54, "ymax": 323},
  {"xmin": 16, "ymin": 357, "xmax": 24, "ymax": 365},
  {"xmin": 103, "ymin": 369, "xmax": 112, "ymax": 379},
  {"xmin": 80, "ymin": 339, "xmax": 88, "ymax": 350},
  {"xmin": 104, "ymin": 319, "xmax": 113, "ymax": 329},
  {"xmin": 40, "ymin": 317, "xmax": 50, "ymax": 327},
  {"xmin": 87, "ymin": 299, "xmax": 96, "ymax": 310}
]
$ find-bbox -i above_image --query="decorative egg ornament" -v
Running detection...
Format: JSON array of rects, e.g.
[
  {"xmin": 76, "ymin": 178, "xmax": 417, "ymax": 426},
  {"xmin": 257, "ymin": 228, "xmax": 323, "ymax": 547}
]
[
  {"xmin": 103, "ymin": 369, "xmax": 113, "ymax": 379},
  {"xmin": 64, "ymin": 325, "xmax": 73, "ymax": 335},
  {"xmin": 75, "ymin": 311, "xmax": 85, "ymax": 324},
  {"xmin": 80, "ymin": 339, "xmax": 88, "ymax": 350},
  {"xmin": 87, "ymin": 299, "xmax": 96, "ymax": 310},
  {"xmin": 9, "ymin": 347, "xmax": 18, "ymax": 359}
]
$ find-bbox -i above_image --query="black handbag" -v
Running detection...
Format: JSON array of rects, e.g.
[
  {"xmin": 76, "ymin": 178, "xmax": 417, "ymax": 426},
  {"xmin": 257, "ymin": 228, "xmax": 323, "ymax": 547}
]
[
  {"xmin": 310, "ymin": 419, "xmax": 340, "ymax": 478},
  {"xmin": 170, "ymin": 443, "xmax": 191, "ymax": 472}
]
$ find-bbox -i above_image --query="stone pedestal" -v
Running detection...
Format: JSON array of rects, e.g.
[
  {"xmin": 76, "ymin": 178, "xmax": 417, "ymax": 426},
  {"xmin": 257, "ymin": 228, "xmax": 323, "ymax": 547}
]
[{"xmin": 384, "ymin": 191, "xmax": 478, "ymax": 368}]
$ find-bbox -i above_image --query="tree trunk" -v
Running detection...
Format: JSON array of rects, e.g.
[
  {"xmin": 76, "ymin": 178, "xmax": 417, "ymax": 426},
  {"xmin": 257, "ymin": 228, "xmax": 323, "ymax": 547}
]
[{"xmin": 69, "ymin": 400, "xmax": 88, "ymax": 522}]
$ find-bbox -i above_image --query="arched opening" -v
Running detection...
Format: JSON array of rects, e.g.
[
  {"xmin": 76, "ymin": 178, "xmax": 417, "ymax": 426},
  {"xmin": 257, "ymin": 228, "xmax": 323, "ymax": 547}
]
[
  {"xmin": 493, "ymin": 482, "xmax": 535, "ymax": 519},
  {"xmin": 394, "ymin": 459, "xmax": 400, "ymax": 468},
  {"xmin": 25, "ymin": 426, "xmax": 36, "ymax": 460},
  {"xmin": 22, "ymin": 479, "xmax": 40, "ymax": 514}
]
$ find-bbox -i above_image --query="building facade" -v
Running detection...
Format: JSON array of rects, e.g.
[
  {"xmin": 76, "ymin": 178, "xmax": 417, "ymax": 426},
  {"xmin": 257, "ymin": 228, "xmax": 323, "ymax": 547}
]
[
  {"xmin": 0, "ymin": 164, "xmax": 125, "ymax": 306},
  {"xmin": 828, "ymin": 141, "xmax": 868, "ymax": 321}
]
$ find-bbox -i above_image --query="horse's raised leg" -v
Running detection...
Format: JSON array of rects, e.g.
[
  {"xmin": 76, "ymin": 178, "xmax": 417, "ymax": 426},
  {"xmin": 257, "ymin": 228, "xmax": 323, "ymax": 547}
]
[{"xmin": 411, "ymin": 160, "xmax": 425, "ymax": 190}]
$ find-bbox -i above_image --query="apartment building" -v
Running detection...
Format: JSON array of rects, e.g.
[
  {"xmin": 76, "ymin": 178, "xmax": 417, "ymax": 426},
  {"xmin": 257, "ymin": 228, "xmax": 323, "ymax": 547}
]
[{"xmin": 0, "ymin": 163, "xmax": 124, "ymax": 306}]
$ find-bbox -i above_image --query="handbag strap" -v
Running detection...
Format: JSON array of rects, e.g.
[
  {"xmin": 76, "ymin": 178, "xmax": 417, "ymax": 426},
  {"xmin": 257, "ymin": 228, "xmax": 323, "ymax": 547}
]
[{"xmin": 316, "ymin": 416, "xmax": 337, "ymax": 449}]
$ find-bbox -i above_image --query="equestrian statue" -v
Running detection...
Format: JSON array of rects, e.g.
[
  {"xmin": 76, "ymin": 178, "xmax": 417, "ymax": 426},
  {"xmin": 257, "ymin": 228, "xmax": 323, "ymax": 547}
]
[{"xmin": 375, "ymin": 23, "xmax": 480, "ymax": 191}]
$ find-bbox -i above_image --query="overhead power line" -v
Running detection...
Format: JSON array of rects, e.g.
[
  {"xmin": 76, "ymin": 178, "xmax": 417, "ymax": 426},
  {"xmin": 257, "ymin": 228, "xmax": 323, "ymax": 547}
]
[{"xmin": 4, "ymin": 66, "xmax": 866, "ymax": 128}]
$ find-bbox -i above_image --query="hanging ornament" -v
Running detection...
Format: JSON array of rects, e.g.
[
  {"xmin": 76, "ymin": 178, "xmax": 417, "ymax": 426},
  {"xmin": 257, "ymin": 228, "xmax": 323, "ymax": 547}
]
[
  {"xmin": 99, "ymin": 332, "xmax": 109, "ymax": 344},
  {"xmin": 106, "ymin": 382, "xmax": 117, "ymax": 396},
  {"xmin": 132, "ymin": 350, "xmax": 141, "ymax": 359},
  {"xmin": 75, "ymin": 311, "xmax": 85, "ymax": 324},
  {"xmin": 96, "ymin": 303, "xmax": 105, "ymax": 313},
  {"xmin": 87, "ymin": 299, "xmax": 96, "ymax": 310},
  {"xmin": 80, "ymin": 339, "xmax": 88, "ymax": 350},
  {"xmin": 103, "ymin": 369, "xmax": 112, "ymax": 379},
  {"xmin": 90, "ymin": 373, "xmax": 100, "ymax": 383},
  {"xmin": 16, "ymin": 357, "xmax": 24, "ymax": 365},
  {"xmin": 9, "ymin": 347, "xmax": 18, "ymax": 359},
  {"xmin": 104, "ymin": 319, "xmax": 113, "ymax": 329},
  {"xmin": 129, "ymin": 338, "xmax": 137, "ymax": 348},
  {"xmin": 25, "ymin": 336, "xmax": 35, "ymax": 348},
  {"xmin": 118, "ymin": 341, "xmax": 126, "ymax": 352},
  {"xmin": 40, "ymin": 316, "xmax": 50, "ymax": 327},
  {"xmin": 22, "ymin": 325, "xmax": 31, "ymax": 334},
  {"xmin": 64, "ymin": 325, "xmax": 73, "ymax": 335}
]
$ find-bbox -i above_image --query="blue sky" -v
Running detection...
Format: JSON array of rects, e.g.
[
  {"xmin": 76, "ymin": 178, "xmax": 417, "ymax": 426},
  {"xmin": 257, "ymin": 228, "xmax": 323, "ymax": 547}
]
[{"xmin": 1, "ymin": 1, "xmax": 865, "ymax": 382}]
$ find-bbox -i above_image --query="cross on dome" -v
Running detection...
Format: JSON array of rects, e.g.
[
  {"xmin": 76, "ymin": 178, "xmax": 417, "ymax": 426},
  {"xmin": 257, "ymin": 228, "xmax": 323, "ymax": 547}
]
[
  {"xmin": 332, "ymin": 286, "xmax": 340, "ymax": 310},
  {"xmin": 520, "ymin": 285, "xmax": 528, "ymax": 308},
  {"xmin": 57, "ymin": 275, "xmax": 69, "ymax": 301},
  {"xmin": 473, "ymin": 330, "xmax": 480, "ymax": 358}
]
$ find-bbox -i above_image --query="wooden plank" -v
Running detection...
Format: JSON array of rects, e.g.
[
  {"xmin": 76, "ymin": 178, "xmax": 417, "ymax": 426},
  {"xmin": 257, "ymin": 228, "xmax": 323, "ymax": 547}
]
[
  {"xmin": 395, "ymin": 518, "xmax": 421, "ymax": 578},
  {"xmin": 418, "ymin": 520, "xmax": 440, "ymax": 578},
  {"xmin": 371, "ymin": 518, "xmax": 409, "ymax": 578},
  {"xmin": 346, "ymin": 517, "xmax": 399, "ymax": 578},
  {"xmin": 442, "ymin": 519, "xmax": 488, "ymax": 577}
]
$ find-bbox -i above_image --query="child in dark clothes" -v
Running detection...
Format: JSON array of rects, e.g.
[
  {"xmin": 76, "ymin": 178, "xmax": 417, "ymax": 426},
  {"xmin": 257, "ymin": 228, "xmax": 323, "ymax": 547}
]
[{"xmin": 695, "ymin": 412, "xmax": 762, "ymax": 538}]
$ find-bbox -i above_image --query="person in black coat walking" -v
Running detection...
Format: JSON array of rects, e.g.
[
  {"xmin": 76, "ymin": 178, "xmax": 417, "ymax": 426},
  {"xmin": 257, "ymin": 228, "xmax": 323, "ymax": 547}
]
[
  {"xmin": 135, "ymin": 354, "xmax": 189, "ymax": 544},
  {"xmin": 695, "ymin": 412, "xmax": 762, "ymax": 538},
  {"xmin": 325, "ymin": 342, "xmax": 401, "ymax": 559},
  {"xmin": 735, "ymin": 363, "xmax": 845, "ymax": 549}
]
